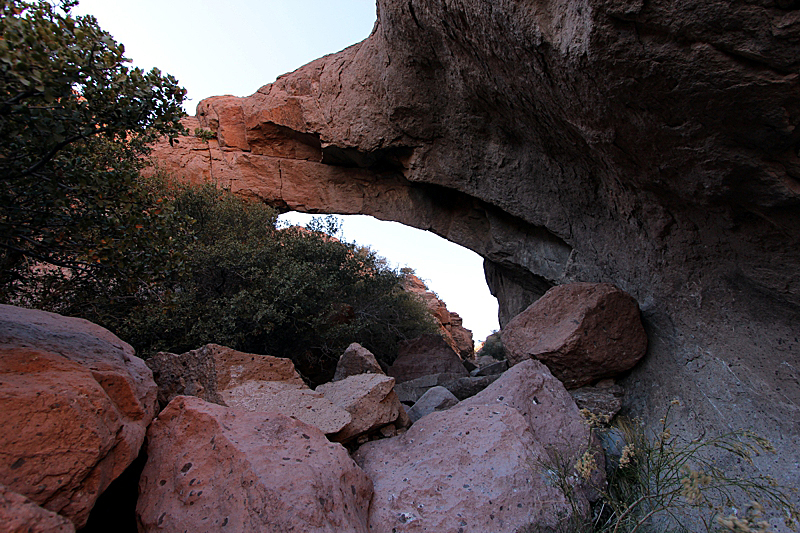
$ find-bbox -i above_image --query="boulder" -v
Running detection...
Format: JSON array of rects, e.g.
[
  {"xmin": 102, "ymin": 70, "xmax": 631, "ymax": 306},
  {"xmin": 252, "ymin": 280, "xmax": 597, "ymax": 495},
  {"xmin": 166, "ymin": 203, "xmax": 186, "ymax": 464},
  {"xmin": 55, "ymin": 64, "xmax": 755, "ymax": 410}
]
[
  {"xmin": 406, "ymin": 386, "xmax": 460, "ymax": 422},
  {"xmin": 316, "ymin": 374, "xmax": 407, "ymax": 442},
  {"xmin": 443, "ymin": 374, "xmax": 502, "ymax": 401},
  {"xmin": 333, "ymin": 343, "xmax": 384, "ymax": 381},
  {"xmin": 570, "ymin": 381, "xmax": 625, "ymax": 422},
  {"xmin": 147, "ymin": 344, "xmax": 352, "ymax": 435},
  {"xmin": 146, "ymin": 343, "xmax": 304, "ymax": 409},
  {"xmin": 462, "ymin": 359, "xmax": 598, "ymax": 470},
  {"xmin": 501, "ymin": 283, "xmax": 647, "ymax": 388},
  {"xmin": 393, "ymin": 373, "xmax": 466, "ymax": 404},
  {"xmin": 462, "ymin": 359, "xmax": 606, "ymax": 501},
  {"xmin": 221, "ymin": 381, "xmax": 352, "ymax": 435},
  {"xmin": 353, "ymin": 403, "xmax": 584, "ymax": 533},
  {"xmin": 471, "ymin": 359, "xmax": 508, "ymax": 377},
  {"xmin": 387, "ymin": 334, "xmax": 469, "ymax": 384},
  {"xmin": 137, "ymin": 395, "xmax": 373, "ymax": 533},
  {"xmin": 0, "ymin": 484, "xmax": 75, "ymax": 533},
  {"xmin": 0, "ymin": 305, "xmax": 158, "ymax": 529}
]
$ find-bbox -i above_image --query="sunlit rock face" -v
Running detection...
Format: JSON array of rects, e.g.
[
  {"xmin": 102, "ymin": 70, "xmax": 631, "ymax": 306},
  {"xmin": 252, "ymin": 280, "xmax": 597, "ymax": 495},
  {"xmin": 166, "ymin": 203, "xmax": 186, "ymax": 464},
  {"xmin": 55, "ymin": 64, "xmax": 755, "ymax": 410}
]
[{"xmin": 149, "ymin": 0, "xmax": 800, "ymax": 493}]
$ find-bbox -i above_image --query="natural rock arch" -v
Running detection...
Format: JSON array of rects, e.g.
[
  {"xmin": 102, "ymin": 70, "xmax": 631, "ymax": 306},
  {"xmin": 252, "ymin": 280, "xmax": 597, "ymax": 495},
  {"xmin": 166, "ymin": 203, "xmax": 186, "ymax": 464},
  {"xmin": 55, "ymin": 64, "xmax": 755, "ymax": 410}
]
[{"xmin": 149, "ymin": 0, "xmax": 800, "ymax": 494}]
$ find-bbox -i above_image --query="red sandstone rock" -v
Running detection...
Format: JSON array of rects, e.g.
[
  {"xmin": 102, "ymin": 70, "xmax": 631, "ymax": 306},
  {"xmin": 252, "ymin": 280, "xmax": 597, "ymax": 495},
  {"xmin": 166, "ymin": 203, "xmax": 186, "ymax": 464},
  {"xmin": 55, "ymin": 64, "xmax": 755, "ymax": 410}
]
[
  {"xmin": 137, "ymin": 395, "xmax": 373, "ymax": 533},
  {"xmin": 0, "ymin": 484, "xmax": 75, "ymax": 533},
  {"xmin": 317, "ymin": 374, "xmax": 407, "ymax": 443},
  {"xmin": 354, "ymin": 402, "xmax": 584, "ymax": 533},
  {"xmin": 501, "ymin": 283, "xmax": 647, "ymax": 388},
  {"xmin": 401, "ymin": 274, "xmax": 474, "ymax": 358},
  {"xmin": 146, "ymin": 343, "xmax": 305, "ymax": 408},
  {"xmin": 333, "ymin": 342, "xmax": 385, "ymax": 381},
  {"xmin": 0, "ymin": 305, "xmax": 158, "ymax": 529},
  {"xmin": 147, "ymin": 343, "xmax": 352, "ymax": 435},
  {"xmin": 388, "ymin": 334, "xmax": 469, "ymax": 384}
]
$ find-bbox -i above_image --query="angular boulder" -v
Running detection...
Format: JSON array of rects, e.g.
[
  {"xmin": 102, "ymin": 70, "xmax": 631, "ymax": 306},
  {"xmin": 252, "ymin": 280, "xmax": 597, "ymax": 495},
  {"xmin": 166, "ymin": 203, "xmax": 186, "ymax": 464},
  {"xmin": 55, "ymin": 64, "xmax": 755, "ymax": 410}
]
[
  {"xmin": 353, "ymin": 403, "xmax": 582, "ymax": 533},
  {"xmin": 443, "ymin": 374, "xmax": 502, "ymax": 401},
  {"xmin": 462, "ymin": 359, "xmax": 606, "ymax": 497},
  {"xmin": 0, "ymin": 484, "xmax": 75, "ymax": 533},
  {"xmin": 0, "ymin": 305, "xmax": 158, "ymax": 529},
  {"xmin": 333, "ymin": 343, "xmax": 384, "ymax": 381},
  {"xmin": 501, "ymin": 283, "xmax": 647, "ymax": 388},
  {"xmin": 388, "ymin": 334, "xmax": 469, "ymax": 384},
  {"xmin": 406, "ymin": 386, "xmax": 460, "ymax": 423},
  {"xmin": 147, "ymin": 344, "xmax": 352, "ymax": 435},
  {"xmin": 146, "ymin": 343, "xmax": 305, "ymax": 408},
  {"xmin": 137, "ymin": 396, "xmax": 373, "ymax": 533},
  {"xmin": 222, "ymin": 380, "xmax": 352, "ymax": 435},
  {"xmin": 570, "ymin": 381, "xmax": 625, "ymax": 422},
  {"xmin": 317, "ymin": 374, "xmax": 407, "ymax": 443}
]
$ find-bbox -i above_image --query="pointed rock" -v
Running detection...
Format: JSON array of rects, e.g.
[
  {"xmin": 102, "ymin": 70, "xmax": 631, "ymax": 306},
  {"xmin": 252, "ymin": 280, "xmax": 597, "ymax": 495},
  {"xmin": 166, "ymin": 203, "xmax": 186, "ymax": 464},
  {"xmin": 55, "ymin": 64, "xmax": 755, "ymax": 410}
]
[{"xmin": 333, "ymin": 343, "xmax": 384, "ymax": 381}]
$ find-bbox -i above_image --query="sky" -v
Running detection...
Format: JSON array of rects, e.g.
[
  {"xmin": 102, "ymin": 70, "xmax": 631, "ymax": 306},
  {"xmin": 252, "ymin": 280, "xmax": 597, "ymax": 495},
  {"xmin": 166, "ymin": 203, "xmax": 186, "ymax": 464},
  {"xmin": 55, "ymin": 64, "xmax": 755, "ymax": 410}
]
[{"xmin": 71, "ymin": 0, "xmax": 500, "ymax": 341}]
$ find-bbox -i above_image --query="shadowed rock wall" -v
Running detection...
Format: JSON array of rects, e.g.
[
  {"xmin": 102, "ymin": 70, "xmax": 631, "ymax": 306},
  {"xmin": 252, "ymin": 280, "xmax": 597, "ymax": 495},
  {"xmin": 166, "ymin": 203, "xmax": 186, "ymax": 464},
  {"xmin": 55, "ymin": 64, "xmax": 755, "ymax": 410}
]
[{"xmin": 149, "ymin": 0, "xmax": 800, "ymax": 495}]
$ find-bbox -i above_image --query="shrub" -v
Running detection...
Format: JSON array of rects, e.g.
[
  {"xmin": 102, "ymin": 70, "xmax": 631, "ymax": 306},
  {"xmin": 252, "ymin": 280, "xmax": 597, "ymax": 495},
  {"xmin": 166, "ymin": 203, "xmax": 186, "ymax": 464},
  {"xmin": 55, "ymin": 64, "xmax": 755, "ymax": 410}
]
[
  {"xmin": 11, "ymin": 181, "xmax": 437, "ymax": 385},
  {"xmin": 477, "ymin": 330, "xmax": 505, "ymax": 360},
  {"xmin": 541, "ymin": 402, "xmax": 799, "ymax": 533}
]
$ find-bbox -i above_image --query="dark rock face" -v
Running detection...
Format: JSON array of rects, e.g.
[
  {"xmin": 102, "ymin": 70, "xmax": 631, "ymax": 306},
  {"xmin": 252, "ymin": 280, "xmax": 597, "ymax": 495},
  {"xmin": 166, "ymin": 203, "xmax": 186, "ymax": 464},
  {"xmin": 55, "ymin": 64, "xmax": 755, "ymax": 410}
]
[{"xmin": 150, "ymin": 0, "xmax": 800, "ymax": 491}]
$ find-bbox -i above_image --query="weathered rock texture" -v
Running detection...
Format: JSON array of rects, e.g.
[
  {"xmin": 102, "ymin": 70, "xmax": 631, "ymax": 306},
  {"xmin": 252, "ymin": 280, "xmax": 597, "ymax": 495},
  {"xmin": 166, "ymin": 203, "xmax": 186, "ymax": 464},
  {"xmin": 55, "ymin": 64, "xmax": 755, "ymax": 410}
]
[
  {"xmin": 354, "ymin": 361, "xmax": 598, "ymax": 532},
  {"xmin": 388, "ymin": 334, "xmax": 469, "ymax": 383},
  {"xmin": 137, "ymin": 395, "xmax": 373, "ymax": 533},
  {"xmin": 0, "ymin": 305, "xmax": 158, "ymax": 529},
  {"xmin": 147, "ymin": 344, "xmax": 352, "ymax": 435},
  {"xmin": 333, "ymin": 342, "xmax": 385, "ymax": 381},
  {"xmin": 316, "ymin": 373, "xmax": 407, "ymax": 442},
  {"xmin": 502, "ymin": 282, "xmax": 647, "ymax": 388},
  {"xmin": 149, "ymin": 0, "xmax": 800, "ymax": 492},
  {"xmin": 400, "ymin": 273, "xmax": 474, "ymax": 357},
  {"xmin": 146, "ymin": 343, "xmax": 305, "ymax": 409},
  {"xmin": 406, "ymin": 385, "xmax": 460, "ymax": 422},
  {"xmin": 0, "ymin": 484, "xmax": 76, "ymax": 533}
]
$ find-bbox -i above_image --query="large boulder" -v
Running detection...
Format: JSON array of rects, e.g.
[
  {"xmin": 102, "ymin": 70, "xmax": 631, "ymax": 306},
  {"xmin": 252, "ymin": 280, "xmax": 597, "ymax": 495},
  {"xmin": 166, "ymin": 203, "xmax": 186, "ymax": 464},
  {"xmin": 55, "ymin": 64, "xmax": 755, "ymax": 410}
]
[
  {"xmin": 462, "ymin": 359, "xmax": 606, "ymax": 496},
  {"xmin": 501, "ymin": 283, "xmax": 647, "ymax": 388},
  {"xmin": 387, "ymin": 334, "xmax": 469, "ymax": 384},
  {"xmin": 332, "ymin": 342, "xmax": 384, "ymax": 381},
  {"xmin": 146, "ymin": 343, "xmax": 305, "ymax": 408},
  {"xmin": 137, "ymin": 395, "xmax": 373, "ymax": 533},
  {"xmin": 0, "ymin": 305, "xmax": 158, "ymax": 529},
  {"xmin": 316, "ymin": 374, "xmax": 408, "ymax": 443},
  {"xmin": 147, "ymin": 344, "xmax": 352, "ymax": 435},
  {"xmin": 353, "ymin": 403, "xmax": 584, "ymax": 533},
  {"xmin": 0, "ymin": 484, "xmax": 75, "ymax": 533}
]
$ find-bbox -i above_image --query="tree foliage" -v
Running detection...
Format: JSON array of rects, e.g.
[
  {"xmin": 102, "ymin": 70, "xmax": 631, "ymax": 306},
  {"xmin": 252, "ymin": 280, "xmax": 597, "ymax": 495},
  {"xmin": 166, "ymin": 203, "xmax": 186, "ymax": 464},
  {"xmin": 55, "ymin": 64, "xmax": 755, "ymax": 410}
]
[
  {"xmin": 0, "ymin": 0, "xmax": 186, "ymax": 289},
  {"xmin": 14, "ymin": 182, "xmax": 437, "ymax": 385}
]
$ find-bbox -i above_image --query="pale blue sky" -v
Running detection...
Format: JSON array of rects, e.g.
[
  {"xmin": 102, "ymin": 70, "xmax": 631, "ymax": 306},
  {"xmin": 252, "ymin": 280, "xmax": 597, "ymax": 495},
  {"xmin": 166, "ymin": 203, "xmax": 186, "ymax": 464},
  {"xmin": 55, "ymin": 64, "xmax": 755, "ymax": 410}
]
[{"xmin": 72, "ymin": 0, "xmax": 500, "ymax": 341}]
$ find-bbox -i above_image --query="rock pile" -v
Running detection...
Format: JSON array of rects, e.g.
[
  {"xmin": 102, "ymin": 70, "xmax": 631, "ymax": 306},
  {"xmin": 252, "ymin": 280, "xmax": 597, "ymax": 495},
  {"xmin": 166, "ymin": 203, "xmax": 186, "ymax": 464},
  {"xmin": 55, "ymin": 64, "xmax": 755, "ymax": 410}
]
[{"xmin": 1, "ymin": 282, "xmax": 646, "ymax": 531}]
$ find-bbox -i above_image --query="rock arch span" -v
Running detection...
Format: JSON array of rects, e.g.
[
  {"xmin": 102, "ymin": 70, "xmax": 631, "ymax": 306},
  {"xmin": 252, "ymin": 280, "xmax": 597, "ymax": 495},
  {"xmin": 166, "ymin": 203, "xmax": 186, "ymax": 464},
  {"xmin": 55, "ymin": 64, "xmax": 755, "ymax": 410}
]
[{"xmin": 149, "ymin": 0, "xmax": 800, "ymax": 494}]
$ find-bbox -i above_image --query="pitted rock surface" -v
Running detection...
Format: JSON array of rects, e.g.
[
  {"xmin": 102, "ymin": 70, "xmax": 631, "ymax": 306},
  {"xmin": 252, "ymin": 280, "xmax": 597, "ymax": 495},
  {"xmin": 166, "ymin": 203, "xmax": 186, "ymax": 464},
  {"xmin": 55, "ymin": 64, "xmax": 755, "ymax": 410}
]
[
  {"xmin": 137, "ymin": 395, "xmax": 372, "ymax": 533},
  {"xmin": 0, "ymin": 304, "xmax": 158, "ymax": 529}
]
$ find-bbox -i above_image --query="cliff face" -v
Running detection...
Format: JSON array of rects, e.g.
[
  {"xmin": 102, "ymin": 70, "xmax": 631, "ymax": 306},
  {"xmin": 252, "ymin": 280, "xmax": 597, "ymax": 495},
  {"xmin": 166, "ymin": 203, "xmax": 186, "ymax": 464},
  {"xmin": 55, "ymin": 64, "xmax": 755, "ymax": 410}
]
[{"xmin": 150, "ymin": 0, "xmax": 800, "ymax": 490}]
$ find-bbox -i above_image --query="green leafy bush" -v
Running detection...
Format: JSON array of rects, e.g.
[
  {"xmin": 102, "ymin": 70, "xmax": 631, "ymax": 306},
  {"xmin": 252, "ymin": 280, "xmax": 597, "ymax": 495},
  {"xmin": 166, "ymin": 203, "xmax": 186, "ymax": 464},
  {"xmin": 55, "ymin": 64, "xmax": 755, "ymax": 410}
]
[
  {"xmin": 12, "ymin": 181, "xmax": 437, "ymax": 385},
  {"xmin": 477, "ymin": 330, "xmax": 505, "ymax": 360},
  {"xmin": 0, "ymin": 0, "xmax": 186, "ymax": 291}
]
